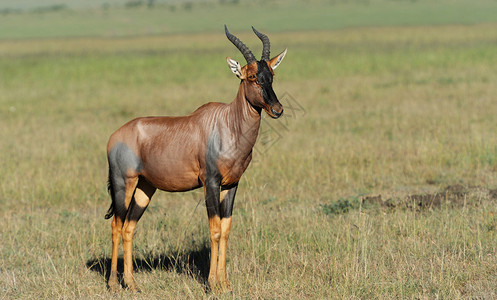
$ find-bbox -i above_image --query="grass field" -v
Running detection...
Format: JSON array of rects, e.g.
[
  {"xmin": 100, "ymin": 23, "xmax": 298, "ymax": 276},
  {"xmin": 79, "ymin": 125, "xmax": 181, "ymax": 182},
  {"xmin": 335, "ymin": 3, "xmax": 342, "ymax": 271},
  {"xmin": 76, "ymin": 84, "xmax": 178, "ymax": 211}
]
[{"xmin": 2, "ymin": 0, "xmax": 497, "ymax": 298}]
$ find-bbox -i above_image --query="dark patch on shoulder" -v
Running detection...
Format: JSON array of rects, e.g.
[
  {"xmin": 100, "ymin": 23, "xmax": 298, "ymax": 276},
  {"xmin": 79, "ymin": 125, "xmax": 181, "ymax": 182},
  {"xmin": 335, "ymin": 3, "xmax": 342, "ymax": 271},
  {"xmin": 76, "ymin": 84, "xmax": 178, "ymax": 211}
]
[
  {"xmin": 206, "ymin": 127, "xmax": 222, "ymax": 182},
  {"xmin": 205, "ymin": 128, "xmax": 222, "ymax": 217}
]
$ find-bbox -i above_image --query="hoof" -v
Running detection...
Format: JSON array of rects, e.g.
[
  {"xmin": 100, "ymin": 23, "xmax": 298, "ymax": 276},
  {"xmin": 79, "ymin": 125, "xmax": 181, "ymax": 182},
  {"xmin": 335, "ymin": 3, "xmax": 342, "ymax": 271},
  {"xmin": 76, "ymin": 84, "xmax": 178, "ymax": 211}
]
[
  {"xmin": 107, "ymin": 282, "xmax": 121, "ymax": 294},
  {"xmin": 209, "ymin": 280, "xmax": 232, "ymax": 295},
  {"xmin": 220, "ymin": 281, "xmax": 232, "ymax": 294},
  {"xmin": 127, "ymin": 288, "xmax": 141, "ymax": 293},
  {"xmin": 125, "ymin": 284, "xmax": 141, "ymax": 294}
]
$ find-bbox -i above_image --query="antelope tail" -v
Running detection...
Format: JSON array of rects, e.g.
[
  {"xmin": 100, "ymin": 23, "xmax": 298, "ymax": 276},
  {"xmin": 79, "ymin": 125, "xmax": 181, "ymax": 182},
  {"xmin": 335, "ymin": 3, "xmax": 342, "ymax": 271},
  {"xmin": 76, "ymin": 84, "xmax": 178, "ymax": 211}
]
[{"xmin": 105, "ymin": 168, "xmax": 115, "ymax": 219}]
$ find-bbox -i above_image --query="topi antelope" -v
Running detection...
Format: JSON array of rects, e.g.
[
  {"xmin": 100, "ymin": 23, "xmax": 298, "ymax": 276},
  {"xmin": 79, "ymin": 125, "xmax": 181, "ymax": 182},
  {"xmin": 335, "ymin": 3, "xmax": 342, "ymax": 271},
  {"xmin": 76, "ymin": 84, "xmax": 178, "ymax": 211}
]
[{"xmin": 105, "ymin": 25, "xmax": 287, "ymax": 293}]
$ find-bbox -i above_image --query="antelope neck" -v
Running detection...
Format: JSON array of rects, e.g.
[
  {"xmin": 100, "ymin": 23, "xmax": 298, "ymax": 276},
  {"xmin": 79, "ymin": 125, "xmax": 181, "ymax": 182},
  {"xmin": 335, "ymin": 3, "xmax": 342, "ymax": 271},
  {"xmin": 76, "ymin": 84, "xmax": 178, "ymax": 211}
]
[{"xmin": 226, "ymin": 81, "xmax": 261, "ymax": 147}]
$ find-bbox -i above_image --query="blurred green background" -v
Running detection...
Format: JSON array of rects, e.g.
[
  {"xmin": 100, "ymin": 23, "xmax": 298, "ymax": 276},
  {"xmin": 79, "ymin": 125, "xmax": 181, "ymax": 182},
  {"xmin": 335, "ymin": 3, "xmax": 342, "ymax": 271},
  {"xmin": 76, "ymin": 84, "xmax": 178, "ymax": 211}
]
[{"xmin": 2, "ymin": 0, "xmax": 497, "ymax": 39}]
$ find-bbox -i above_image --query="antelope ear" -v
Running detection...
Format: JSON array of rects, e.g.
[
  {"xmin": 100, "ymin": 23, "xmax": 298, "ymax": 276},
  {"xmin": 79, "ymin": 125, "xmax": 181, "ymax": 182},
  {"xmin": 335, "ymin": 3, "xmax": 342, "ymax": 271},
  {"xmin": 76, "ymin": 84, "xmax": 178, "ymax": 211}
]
[
  {"xmin": 226, "ymin": 57, "xmax": 245, "ymax": 79},
  {"xmin": 269, "ymin": 48, "xmax": 287, "ymax": 70}
]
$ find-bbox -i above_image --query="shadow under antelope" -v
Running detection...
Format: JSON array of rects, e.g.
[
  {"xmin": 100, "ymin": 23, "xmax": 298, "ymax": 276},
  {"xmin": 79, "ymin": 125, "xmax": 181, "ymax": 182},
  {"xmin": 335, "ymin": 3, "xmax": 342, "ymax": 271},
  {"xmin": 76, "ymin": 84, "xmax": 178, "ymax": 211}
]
[{"xmin": 105, "ymin": 25, "xmax": 287, "ymax": 293}]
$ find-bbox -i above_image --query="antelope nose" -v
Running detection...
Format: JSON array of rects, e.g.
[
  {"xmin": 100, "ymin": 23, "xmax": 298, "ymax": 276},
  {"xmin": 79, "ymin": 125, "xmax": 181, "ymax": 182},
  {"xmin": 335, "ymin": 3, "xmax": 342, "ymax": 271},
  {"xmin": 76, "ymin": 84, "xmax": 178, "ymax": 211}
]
[{"xmin": 271, "ymin": 107, "xmax": 283, "ymax": 118}]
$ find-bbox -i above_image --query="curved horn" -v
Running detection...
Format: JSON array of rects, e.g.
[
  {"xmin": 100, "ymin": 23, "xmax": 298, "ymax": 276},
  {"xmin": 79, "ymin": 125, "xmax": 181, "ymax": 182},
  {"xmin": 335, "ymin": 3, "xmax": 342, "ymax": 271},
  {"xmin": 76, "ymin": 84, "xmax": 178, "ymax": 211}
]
[
  {"xmin": 225, "ymin": 25, "xmax": 256, "ymax": 65},
  {"xmin": 252, "ymin": 26, "xmax": 270, "ymax": 61}
]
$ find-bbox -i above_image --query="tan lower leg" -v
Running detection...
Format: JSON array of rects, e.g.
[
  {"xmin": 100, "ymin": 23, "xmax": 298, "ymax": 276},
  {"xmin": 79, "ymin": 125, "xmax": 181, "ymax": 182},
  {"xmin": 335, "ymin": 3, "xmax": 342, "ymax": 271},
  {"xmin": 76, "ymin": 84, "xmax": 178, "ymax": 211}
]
[
  {"xmin": 108, "ymin": 216, "xmax": 123, "ymax": 291},
  {"xmin": 121, "ymin": 185, "xmax": 152, "ymax": 292},
  {"xmin": 208, "ymin": 215, "xmax": 221, "ymax": 289},
  {"xmin": 122, "ymin": 219, "xmax": 138, "ymax": 291},
  {"xmin": 217, "ymin": 217, "xmax": 232, "ymax": 290},
  {"xmin": 120, "ymin": 176, "xmax": 139, "ymax": 291}
]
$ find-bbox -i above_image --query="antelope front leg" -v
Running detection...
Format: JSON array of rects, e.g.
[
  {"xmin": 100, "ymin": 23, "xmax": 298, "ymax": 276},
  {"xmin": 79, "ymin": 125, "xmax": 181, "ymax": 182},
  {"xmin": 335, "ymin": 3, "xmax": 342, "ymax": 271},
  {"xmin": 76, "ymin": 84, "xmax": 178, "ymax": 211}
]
[
  {"xmin": 217, "ymin": 184, "xmax": 238, "ymax": 292},
  {"xmin": 217, "ymin": 216, "xmax": 232, "ymax": 291},
  {"xmin": 208, "ymin": 215, "xmax": 221, "ymax": 289},
  {"xmin": 204, "ymin": 178, "xmax": 222, "ymax": 291}
]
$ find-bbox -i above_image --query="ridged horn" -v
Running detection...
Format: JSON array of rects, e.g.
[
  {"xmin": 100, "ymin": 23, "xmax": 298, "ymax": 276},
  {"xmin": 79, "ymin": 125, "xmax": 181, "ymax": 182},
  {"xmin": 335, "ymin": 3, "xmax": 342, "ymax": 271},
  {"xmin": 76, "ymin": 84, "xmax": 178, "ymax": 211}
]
[
  {"xmin": 225, "ymin": 25, "xmax": 256, "ymax": 65},
  {"xmin": 252, "ymin": 26, "xmax": 270, "ymax": 61}
]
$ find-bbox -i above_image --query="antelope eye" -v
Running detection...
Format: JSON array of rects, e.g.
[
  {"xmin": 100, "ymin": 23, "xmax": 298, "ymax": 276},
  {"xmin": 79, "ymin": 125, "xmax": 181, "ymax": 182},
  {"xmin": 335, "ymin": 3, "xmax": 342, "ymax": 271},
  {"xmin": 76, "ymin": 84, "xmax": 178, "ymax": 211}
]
[{"xmin": 248, "ymin": 74, "xmax": 256, "ymax": 81}]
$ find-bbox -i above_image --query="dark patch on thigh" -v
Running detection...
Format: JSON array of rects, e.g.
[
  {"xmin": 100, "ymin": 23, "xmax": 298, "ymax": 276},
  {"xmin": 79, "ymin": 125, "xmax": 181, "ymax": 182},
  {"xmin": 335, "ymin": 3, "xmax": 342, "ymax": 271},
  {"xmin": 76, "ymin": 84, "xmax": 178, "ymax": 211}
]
[
  {"xmin": 108, "ymin": 142, "xmax": 143, "ymax": 178},
  {"xmin": 206, "ymin": 127, "xmax": 221, "ymax": 181},
  {"xmin": 108, "ymin": 142, "xmax": 144, "ymax": 220}
]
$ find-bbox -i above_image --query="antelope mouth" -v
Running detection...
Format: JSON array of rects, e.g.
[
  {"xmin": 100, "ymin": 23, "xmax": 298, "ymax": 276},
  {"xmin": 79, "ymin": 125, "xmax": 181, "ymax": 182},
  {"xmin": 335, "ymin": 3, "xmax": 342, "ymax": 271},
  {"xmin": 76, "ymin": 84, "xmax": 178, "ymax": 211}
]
[{"xmin": 268, "ymin": 107, "xmax": 283, "ymax": 119}]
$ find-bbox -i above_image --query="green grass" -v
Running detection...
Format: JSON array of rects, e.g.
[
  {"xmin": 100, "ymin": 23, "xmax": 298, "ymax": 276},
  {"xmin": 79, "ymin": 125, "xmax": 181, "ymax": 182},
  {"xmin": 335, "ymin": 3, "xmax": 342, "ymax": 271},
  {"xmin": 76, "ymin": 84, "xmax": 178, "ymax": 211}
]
[{"xmin": 3, "ymin": 1, "xmax": 497, "ymax": 298}]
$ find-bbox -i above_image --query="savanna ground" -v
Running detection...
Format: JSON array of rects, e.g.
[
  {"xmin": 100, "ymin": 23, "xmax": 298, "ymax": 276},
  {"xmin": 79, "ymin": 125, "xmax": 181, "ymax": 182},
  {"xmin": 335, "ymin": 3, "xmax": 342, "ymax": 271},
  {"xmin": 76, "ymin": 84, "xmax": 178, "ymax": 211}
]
[{"xmin": 2, "ymin": 0, "xmax": 497, "ymax": 298}]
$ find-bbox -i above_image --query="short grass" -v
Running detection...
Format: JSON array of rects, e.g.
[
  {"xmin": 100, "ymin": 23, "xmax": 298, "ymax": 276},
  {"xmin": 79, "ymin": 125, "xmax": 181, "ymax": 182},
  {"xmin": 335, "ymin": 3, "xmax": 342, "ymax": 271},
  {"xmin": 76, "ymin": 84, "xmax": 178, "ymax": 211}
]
[{"xmin": 2, "ymin": 5, "xmax": 497, "ymax": 299}]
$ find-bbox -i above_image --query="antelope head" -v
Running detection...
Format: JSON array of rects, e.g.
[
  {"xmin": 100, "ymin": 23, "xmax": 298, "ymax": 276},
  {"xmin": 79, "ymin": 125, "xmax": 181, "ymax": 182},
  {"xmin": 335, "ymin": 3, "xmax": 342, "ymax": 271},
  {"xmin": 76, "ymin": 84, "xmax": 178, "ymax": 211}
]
[{"xmin": 225, "ymin": 25, "xmax": 287, "ymax": 119}]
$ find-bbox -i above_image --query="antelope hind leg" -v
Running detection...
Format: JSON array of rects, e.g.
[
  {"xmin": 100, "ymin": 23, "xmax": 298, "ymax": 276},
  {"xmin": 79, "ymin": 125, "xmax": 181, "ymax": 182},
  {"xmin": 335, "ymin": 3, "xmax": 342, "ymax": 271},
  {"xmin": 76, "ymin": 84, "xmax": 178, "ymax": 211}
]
[
  {"xmin": 108, "ymin": 215, "xmax": 123, "ymax": 292},
  {"xmin": 122, "ymin": 178, "xmax": 155, "ymax": 292}
]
